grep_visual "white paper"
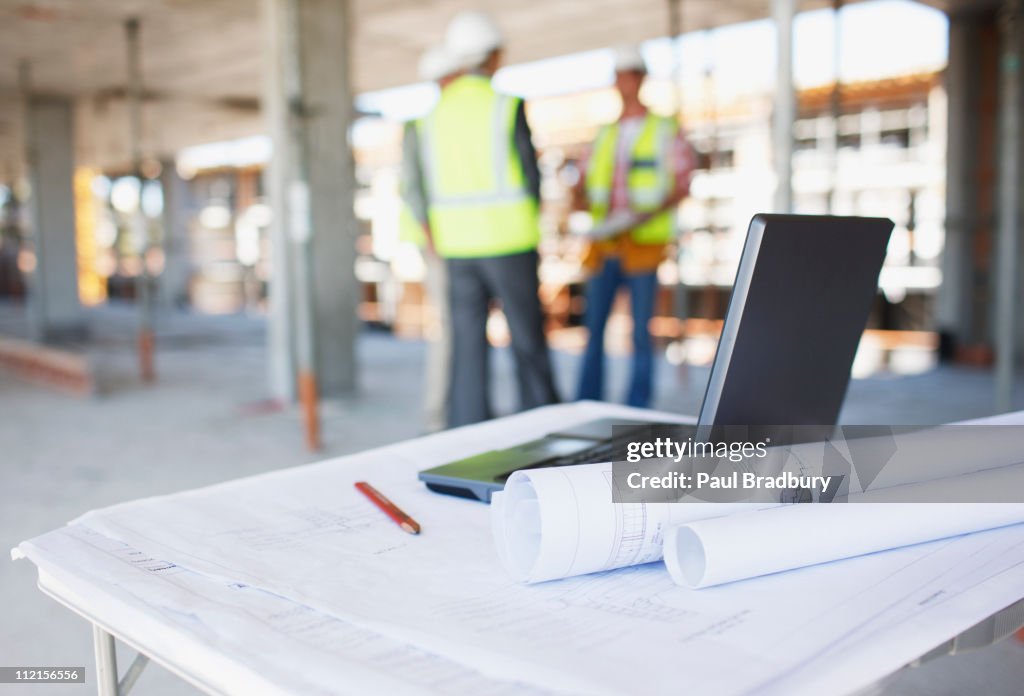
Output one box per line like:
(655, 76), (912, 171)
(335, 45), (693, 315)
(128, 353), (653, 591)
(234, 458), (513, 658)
(664, 464), (1024, 588)
(582, 211), (642, 240)
(19, 525), (557, 696)
(64, 404), (1024, 696)
(741, 522), (1024, 696)
(492, 462), (771, 583)
(666, 503), (1024, 588)
(491, 421), (1024, 584)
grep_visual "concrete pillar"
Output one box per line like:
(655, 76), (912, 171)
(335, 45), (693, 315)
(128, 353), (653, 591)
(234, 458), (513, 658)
(23, 93), (84, 342)
(262, 0), (296, 399)
(994, 0), (1022, 411)
(262, 0), (359, 400)
(159, 160), (193, 308)
(936, 13), (978, 353)
(827, 0), (843, 213)
(772, 0), (796, 213)
(937, 10), (1002, 362)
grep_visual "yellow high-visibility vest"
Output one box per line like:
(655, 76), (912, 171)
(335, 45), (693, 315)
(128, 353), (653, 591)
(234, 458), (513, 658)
(419, 75), (539, 258)
(585, 113), (679, 245)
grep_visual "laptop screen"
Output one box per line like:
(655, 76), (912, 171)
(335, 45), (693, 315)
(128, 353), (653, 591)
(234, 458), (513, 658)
(697, 214), (893, 435)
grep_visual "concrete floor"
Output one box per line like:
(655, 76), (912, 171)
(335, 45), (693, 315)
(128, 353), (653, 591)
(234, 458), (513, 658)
(1, 303), (1023, 695)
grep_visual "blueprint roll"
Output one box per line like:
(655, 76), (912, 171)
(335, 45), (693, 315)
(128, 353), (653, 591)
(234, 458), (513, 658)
(664, 464), (1024, 589)
(493, 426), (1024, 584)
(492, 462), (771, 583)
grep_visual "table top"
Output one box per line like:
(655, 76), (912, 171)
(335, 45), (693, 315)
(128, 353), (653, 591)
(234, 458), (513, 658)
(16, 402), (1024, 696)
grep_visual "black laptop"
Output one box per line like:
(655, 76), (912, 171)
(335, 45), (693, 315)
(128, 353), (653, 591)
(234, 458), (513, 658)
(419, 214), (894, 502)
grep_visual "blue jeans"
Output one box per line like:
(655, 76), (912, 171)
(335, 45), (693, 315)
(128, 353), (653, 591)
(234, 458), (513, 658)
(577, 258), (657, 408)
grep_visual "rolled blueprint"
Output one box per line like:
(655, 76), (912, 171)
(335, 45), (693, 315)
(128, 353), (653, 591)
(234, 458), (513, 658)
(583, 211), (643, 240)
(492, 423), (1024, 584)
(663, 464), (1024, 589)
(491, 462), (773, 583)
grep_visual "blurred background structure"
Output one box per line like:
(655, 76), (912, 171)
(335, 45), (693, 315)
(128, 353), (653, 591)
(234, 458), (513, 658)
(0, 0), (1019, 416)
(1, 2), (1024, 693)
(0, 0), (1020, 405)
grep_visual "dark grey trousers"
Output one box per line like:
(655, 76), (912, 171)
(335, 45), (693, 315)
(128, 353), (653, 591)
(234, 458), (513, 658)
(446, 250), (561, 427)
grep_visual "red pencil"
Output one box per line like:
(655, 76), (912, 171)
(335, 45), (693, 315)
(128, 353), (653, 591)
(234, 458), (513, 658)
(354, 481), (421, 535)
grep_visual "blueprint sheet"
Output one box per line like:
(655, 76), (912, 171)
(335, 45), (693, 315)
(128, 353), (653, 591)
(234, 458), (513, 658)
(44, 404), (1024, 696)
(17, 524), (556, 696)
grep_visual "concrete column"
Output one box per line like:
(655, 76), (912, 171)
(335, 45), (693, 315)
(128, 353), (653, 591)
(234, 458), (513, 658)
(994, 0), (1021, 411)
(772, 0), (796, 213)
(262, 0), (359, 400)
(937, 11), (1002, 361)
(159, 160), (193, 308)
(262, 0), (296, 399)
(936, 14), (975, 353)
(125, 17), (156, 382)
(827, 0), (843, 213)
(23, 92), (84, 342)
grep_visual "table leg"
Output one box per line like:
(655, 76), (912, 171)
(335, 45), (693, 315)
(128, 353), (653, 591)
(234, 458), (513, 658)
(119, 653), (150, 695)
(93, 624), (119, 696)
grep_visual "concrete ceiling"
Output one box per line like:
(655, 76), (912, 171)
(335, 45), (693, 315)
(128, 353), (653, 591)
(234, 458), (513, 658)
(0, 0), (989, 175)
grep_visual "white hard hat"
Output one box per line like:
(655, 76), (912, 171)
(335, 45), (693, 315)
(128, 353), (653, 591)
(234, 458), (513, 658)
(612, 44), (647, 73)
(418, 45), (458, 82)
(444, 10), (504, 70)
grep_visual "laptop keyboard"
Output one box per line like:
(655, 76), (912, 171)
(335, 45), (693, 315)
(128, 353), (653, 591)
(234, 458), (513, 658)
(545, 440), (618, 467)
(495, 437), (627, 482)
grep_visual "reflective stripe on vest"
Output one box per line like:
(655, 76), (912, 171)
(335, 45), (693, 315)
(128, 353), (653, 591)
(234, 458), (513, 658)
(419, 75), (539, 258)
(585, 114), (678, 245)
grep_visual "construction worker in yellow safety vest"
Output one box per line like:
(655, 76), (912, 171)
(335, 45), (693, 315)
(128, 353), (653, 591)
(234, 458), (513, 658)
(411, 10), (560, 427)
(400, 46), (462, 433)
(575, 44), (696, 408)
